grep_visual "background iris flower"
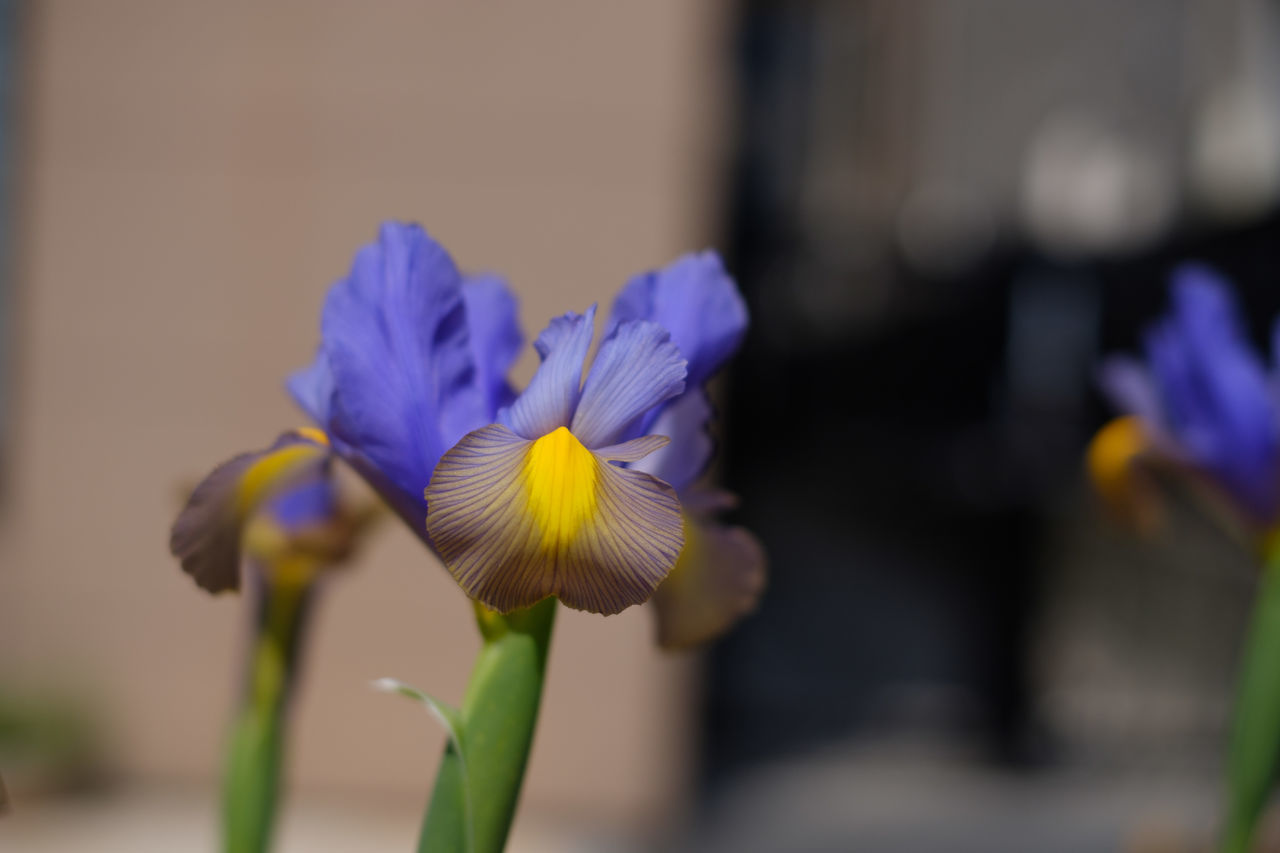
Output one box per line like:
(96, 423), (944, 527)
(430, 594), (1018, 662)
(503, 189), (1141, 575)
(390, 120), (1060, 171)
(170, 428), (335, 593)
(1092, 264), (1280, 531)
(170, 429), (373, 853)
(1091, 265), (1280, 853)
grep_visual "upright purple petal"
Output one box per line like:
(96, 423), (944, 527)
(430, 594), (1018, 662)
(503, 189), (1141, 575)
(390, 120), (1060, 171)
(1142, 264), (1280, 519)
(501, 306), (596, 440)
(321, 223), (487, 529)
(571, 320), (686, 449)
(629, 389), (715, 493)
(609, 251), (748, 389)
(463, 274), (524, 419)
(287, 350), (334, 426)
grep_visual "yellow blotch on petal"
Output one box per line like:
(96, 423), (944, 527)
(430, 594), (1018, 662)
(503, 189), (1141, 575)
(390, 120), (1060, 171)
(523, 426), (598, 553)
(1086, 415), (1159, 531)
(293, 427), (330, 447)
(235, 444), (325, 517)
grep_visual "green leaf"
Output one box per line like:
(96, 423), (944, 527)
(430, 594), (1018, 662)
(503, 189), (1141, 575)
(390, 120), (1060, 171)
(374, 678), (472, 853)
(372, 679), (465, 748)
(1223, 552), (1280, 852)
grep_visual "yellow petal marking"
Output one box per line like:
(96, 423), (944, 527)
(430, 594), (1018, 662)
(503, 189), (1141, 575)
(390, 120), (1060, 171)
(235, 444), (324, 517)
(1086, 415), (1158, 529)
(523, 426), (598, 553)
(293, 426), (330, 447)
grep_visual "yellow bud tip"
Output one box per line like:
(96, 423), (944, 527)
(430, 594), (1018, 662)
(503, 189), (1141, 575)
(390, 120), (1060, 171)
(1086, 415), (1159, 531)
(294, 427), (330, 447)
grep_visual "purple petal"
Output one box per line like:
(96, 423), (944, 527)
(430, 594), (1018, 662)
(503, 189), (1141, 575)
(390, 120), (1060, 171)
(1097, 356), (1164, 425)
(609, 251), (747, 389)
(651, 508), (767, 649)
(320, 223), (488, 529)
(463, 273), (524, 420)
(629, 389), (714, 493)
(1141, 265), (1280, 519)
(264, 472), (338, 533)
(571, 320), (686, 448)
(501, 306), (596, 440)
(287, 350), (334, 426)
(593, 433), (670, 463)
(425, 423), (684, 615)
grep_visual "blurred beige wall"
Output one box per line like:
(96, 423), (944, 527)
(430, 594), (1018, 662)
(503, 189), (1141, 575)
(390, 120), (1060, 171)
(0, 0), (730, 829)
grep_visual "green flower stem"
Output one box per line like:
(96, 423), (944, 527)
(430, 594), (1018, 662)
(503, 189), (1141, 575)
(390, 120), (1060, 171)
(418, 597), (557, 853)
(1223, 546), (1280, 853)
(223, 582), (310, 853)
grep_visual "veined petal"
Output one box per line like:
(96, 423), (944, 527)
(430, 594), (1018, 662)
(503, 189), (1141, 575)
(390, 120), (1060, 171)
(463, 273), (524, 419)
(571, 320), (686, 448)
(170, 431), (328, 593)
(652, 509), (766, 649)
(502, 307), (596, 440)
(629, 389), (714, 493)
(593, 433), (670, 463)
(609, 251), (747, 389)
(426, 424), (683, 614)
(321, 222), (487, 527)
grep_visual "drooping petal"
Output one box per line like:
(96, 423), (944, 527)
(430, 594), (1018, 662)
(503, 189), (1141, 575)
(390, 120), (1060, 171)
(501, 307), (596, 440)
(609, 251), (748, 389)
(425, 423), (683, 615)
(571, 320), (686, 448)
(651, 508), (766, 649)
(170, 432), (328, 593)
(463, 273), (524, 419)
(320, 223), (487, 529)
(629, 389), (714, 493)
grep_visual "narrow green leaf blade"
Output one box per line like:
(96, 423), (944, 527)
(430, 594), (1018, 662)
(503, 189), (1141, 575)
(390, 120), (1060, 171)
(1223, 554), (1280, 852)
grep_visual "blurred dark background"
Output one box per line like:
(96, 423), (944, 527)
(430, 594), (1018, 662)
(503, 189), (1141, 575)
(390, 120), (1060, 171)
(697, 1), (1280, 849)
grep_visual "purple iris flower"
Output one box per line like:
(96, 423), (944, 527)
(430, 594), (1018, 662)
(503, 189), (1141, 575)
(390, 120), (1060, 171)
(1100, 264), (1280, 523)
(289, 223), (762, 625)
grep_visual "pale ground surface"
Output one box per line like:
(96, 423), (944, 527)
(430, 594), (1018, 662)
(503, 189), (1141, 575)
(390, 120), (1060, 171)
(0, 784), (643, 853)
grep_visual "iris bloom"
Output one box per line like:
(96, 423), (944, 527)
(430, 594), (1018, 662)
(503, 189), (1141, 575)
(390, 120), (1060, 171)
(290, 223), (763, 632)
(170, 429), (371, 853)
(170, 428), (350, 592)
(1091, 264), (1280, 531)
